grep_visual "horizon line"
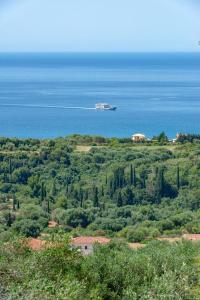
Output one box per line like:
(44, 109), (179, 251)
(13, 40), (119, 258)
(0, 50), (199, 54)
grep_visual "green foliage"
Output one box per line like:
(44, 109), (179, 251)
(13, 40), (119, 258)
(0, 135), (200, 239)
(12, 219), (42, 237)
(152, 131), (169, 144)
(0, 235), (200, 299)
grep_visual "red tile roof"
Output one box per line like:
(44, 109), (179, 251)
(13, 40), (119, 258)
(71, 236), (111, 245)
(183, 234), (200, 241)
(27, 238), (46, 250)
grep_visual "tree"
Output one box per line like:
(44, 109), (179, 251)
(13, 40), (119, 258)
(113, 166), (125, 190)
(92, 186), (99, 207)
(177, 166), (180, 190)
(40, 182), (47, 204)
(12, 219), (41, 237)
(65, 208), (94, 228)
(12, 167), (31, 184)
(121, 186), (133, 205)
(28, 175), (41, 198)
(153, 132), (169, 144)
(117, 190), (123, 207)
(9, 157), (12, 174)
(147, 167), (165, 203)
(130, 165), (136, 187)
(130, 164), (133, 185)
(12, 195), (17, 211)
(17, 200), (20, 210)
(78, 187), (84, 207)
(47, 198), (50, 214)
(133, 166), (136, 187)
(51, 181), (57, 197)
(2, 211), (15, 227)
(154, 167), (165, 201)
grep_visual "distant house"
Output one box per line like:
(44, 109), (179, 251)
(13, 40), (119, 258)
(27, 238), (46, 251)
(183, 234), (200, 241)
(71, 236), (111, 255)
(131, 133), (146, 142)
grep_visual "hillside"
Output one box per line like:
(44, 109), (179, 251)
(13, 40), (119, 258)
(0, 134), (200, 242)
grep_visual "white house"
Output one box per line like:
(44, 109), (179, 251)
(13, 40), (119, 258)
(71, 236), (111, 255)
(131, 133), (146, 142)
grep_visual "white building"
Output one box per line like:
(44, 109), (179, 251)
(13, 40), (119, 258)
(131, 133), (146, 142)
(71, 236), (111, 255)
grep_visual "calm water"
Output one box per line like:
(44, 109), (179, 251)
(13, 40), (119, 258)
(0, 52), (200, 139)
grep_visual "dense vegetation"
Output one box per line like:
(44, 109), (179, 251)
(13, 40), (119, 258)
(0, 133), (200, 242)
(1, 234), (200, 299)
(1, 133), (200, 299)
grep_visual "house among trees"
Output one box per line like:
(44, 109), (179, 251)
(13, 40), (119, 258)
(71, 236), (111, 255)
(131, 133), (146, 142)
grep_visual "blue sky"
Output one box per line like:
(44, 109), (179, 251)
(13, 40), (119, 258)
(0, 0), (199, 52)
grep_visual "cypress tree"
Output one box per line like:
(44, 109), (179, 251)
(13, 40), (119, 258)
(154, 167), (165, 202)
(84, 189), (89, 201)
(40, 182), (46, 203)
(126, 186), (133, 205)
(113, 167), (125, 189)
(92, 186), (99, 207)
(140, 170), (146, 189)
(117, 190), (123, 207)
(101, 185), (104, 197)
(79, 187), (84, 207)
(7, 212), (13, 227)
(47, 198), (50, 214)
(12, 196), (16, 211)
(133, 167), (136, 187)
(9, 157), (12, 174)
(17, 200), (20, 210)
(177, 166), (180, 190)
(9, 157), (12, 183)
(130, 165), (133, 185)
(51, 181), (57, 197)
(109, 177), (114, 196)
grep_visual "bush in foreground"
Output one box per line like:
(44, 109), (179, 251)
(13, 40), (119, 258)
(0, 235), (200, 299)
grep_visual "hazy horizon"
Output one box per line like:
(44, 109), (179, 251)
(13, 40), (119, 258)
(0, 0), (199, 52)
(0, 51), (200, 54)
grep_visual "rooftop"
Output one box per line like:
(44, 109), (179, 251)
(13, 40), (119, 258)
(183, 234), (200, 241)
(71, 236), (111, 245)
(132, 133), (146, 137)
(27, 238), (46, 251)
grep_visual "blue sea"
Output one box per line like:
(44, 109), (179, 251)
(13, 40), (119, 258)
(0, 52), (200, 139)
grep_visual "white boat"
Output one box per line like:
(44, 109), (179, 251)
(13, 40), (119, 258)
(95, 103), (117, 111)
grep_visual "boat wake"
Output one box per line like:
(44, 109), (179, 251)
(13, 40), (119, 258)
(0, 103), (96, 110)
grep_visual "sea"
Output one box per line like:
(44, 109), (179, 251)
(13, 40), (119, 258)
(0, 52), (200, 139)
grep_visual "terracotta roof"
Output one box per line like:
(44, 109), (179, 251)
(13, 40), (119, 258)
(183, 234), (200, 241)
(27, 238), (46, 250)
(71, 236), (111, 245)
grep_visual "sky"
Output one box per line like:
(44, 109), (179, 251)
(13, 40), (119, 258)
(0, 0), (199, 52)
